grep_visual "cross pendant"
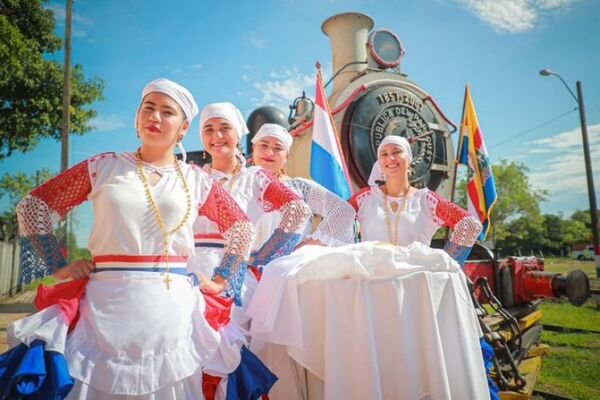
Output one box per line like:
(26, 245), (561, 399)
(163, 274), (173, 290)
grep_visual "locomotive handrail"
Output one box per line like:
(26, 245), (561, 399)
(290, 84), (368, 137)
(324, 61), (369, 89)
(423, 95), (458, 133)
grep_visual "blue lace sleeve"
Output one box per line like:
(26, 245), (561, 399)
(199, 182), (254, 306)
(250, 228), (302, 267)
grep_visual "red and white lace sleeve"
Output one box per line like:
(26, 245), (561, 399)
(16, 158), (93, 282)
(426, 191), (482, 265)
(198, 181), (253, 305)
(251, 170), (311, 267)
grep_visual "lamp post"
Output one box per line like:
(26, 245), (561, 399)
(540, 69), (599, 276)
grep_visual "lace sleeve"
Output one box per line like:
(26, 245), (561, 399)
(199, 181), (253, 305)
(16, 159), (92, 283)
(426, 191), (482, 266)
(290, 178), (355, 246)
(251, 171), (311, 267)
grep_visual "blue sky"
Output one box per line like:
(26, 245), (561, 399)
(2, 0), (599, 246)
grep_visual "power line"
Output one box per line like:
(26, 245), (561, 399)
(490, 108), (578, 149)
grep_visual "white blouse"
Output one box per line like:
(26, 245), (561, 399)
(349, 186), (482, 249)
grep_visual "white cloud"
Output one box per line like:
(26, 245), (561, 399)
(251, 67), (313, 110)
(249, 36), (266, 49)
(453, 0), (579, 33)
(90, 115), (128, 132)
(525, 124), (600, 196)
(161, 63), (204, 75)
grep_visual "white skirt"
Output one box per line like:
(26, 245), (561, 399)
(8, 269), (220, 398)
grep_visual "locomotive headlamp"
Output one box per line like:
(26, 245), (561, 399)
(368, 29), (405, 69)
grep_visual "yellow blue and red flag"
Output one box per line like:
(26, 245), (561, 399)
(458, 85), (498, 241)
(310, 64), (353, 199)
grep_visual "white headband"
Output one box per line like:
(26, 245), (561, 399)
(199, 102), (249, 147)
(251, 123), (293, 151)
(141, 78), (198, 121)
(139, 78), (197, 162)
(367, 135), (413, 186)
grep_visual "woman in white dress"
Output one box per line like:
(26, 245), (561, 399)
(249, 123), (357, 398)
(349, 135), (482, 265)
(189, 103), (312, 399)
(0, 79), (255, 400)
(191, 103), (311, 298)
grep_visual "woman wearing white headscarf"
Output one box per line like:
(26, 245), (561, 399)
(251, 123), (355, 248)
(245, 135), (490, 400)
(188, 103), (311, 399)
(247, 123), (356, 398)
(349, 135), (482, 264)
(2, 79), (256, 399)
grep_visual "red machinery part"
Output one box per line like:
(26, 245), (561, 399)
(463, 261), (496, 303)
(464, 256), (590, 306)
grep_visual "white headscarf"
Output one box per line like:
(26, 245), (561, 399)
(367, 135), (413, 186)
(140, 78), (198, 161)
(199, 102), (249, 147)
(141, 78), (199, 121)
(251, 123), (293, 151)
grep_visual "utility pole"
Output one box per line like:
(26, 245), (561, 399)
(60, 0), (73, 258)
(575, 81), (600, 276)
(540, 69), (600, 277)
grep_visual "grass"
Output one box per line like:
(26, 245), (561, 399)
(542, 257), (598, 279)
(535, 322), (600, 400)
(531, 257), (600, 400)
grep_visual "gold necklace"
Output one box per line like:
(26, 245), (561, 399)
(225, 160), (242, 193)
(136, 149), (192, 289)
(383, 184), (410, 246)
(209, 159), (241, 193)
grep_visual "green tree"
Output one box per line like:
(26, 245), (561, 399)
(455, 161), (547, 250)
(563, 219), (591, 246)
(501, 216), (545, 256)
(542, 213), (565, 256)
(0, 169), (53, 241)
(488, 161), (547, 247)
(0, 0), (104, 159)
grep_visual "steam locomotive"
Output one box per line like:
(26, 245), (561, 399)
(189, 12), (591, 398)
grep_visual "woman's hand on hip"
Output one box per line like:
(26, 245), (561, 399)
(53, 259), (95, 280)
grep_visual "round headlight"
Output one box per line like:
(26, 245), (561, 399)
(368, 29), (405, 69)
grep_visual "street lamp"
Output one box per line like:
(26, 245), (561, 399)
(539, 69), (599, 276)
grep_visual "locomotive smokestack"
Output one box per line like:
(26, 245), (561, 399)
(322, 12), (374, 99)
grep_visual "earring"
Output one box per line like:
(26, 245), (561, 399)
(202, 151), (207, 160)
(177, 136), (183, 143)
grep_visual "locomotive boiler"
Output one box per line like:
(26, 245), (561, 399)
(239, 12), (591, 398)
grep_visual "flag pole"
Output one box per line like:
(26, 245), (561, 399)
(445, 84), (469, 240)
(449, 84), (470, 204)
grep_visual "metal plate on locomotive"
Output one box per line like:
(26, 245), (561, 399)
(342, 85), (447, 190)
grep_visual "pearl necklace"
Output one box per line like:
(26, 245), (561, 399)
(136, 149), (192, 289)
(383, 184), (410, 246)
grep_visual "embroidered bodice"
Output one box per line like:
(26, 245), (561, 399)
(17, 152), (254, 301)
(349, 187), (482, 265)
(194, 164), (311, 273)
